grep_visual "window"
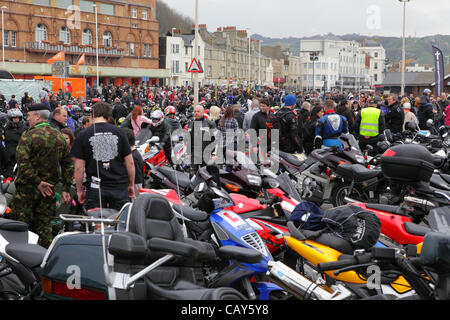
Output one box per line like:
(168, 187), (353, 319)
(126, 42), (135, 56)
(374, 52), (378, 58)
(143, 44), (152, 57)
(102, 31), (112, 47)
(33, 0), (50, 5)
(142, 9), (148, 20)
(131, 23), (138, 29)
(3, 31), (8, 47)
(10, 31), (16, 47)
(374, 62), (378, 70)
(59, 26), (71, 44)
(131, 8), (137, 18)
(100, 3), (114, 15)
(185, 62), (189, 72)
(80, 0), (94, 12)
(82, 29), (92, 45)
(35, 24), (48, 42)
(57, 0), (73, 9)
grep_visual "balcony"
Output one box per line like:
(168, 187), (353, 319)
(26, 42), (125, 58)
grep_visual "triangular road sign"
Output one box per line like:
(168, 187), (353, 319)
(188, 57), (203, 73)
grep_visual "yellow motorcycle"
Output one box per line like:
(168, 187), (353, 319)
(268, 222), (418, 299)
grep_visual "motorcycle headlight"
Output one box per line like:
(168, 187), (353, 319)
(247, 174), (262, 187)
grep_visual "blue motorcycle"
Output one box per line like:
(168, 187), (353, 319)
(184, 164), (287, 300)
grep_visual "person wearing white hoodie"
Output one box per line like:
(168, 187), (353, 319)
(402, 102), (419, 132)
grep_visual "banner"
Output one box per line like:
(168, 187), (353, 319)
(47, 51), (65, 64)
(75, 53), (85, 71)
(432, 45), (445, 96)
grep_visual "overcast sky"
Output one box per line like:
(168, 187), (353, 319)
(160, 0), (450, 38)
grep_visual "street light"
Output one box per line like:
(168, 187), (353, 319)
(1, 6), (7, 70)
(399, 0), (410, 97)
(92, 4), (99, 89)
(310, 51), (319, 92)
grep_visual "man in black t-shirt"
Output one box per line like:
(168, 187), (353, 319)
(71, 102), (135, 211)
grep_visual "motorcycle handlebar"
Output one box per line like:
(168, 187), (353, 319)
(317, 253), (372, 272)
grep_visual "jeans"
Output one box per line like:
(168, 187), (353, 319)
(86, 186), (129, 211)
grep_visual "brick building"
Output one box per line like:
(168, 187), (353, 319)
(0, 0), (168, 88)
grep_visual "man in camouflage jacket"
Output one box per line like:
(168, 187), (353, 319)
(10, 104), (74, 248)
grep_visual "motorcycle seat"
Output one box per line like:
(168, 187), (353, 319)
(158, 166), (192, 189)
(403, 222), (431, 237)
(336, 164), (382, 182)
(5, 243), (47, 269)
(0, 218), (28, 232)
(430, 175), (450, 191)
(172, 204), (208, 222)
(278, 151), (304, 167)
(440, 174), (450, 185)
(287, 222), (354, 255)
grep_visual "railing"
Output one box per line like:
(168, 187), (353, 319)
(26, 42), (125, 58)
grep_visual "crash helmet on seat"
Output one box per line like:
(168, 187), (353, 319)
(151, 110), (164, 127)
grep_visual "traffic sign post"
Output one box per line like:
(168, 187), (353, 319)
(188, 57), (203, 73)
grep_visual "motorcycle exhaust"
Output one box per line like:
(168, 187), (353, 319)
(267, 261), (352, 300)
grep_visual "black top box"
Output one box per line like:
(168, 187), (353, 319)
(381, 144), (435, 183)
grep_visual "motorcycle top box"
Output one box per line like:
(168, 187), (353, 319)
(380, 144), (435, 183)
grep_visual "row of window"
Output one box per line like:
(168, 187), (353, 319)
(34, 24), (152, 57)
(33, 0), (152, 20)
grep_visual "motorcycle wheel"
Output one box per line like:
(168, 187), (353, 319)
(331, 183), (364, 207)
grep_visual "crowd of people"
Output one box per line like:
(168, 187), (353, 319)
(0, 82), (449, 247)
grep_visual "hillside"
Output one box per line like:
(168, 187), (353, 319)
(156, 0), (194, 36)
(252, 33), (450, 66)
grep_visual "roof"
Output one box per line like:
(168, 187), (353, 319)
(382, 72), (434, 86)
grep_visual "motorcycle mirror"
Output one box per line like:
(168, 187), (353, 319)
(206, 163), (221, 185)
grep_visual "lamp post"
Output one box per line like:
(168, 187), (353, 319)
(92, 4), (99, 89)
(247, 28), (251, 91)
(399, 0), (410, 97)
(1, 6), (7, 70)
(193, 0), (199, 106)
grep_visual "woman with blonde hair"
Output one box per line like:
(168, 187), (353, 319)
(209, 106), (221, 126)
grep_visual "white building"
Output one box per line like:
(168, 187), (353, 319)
(160, 32), (206, 87)
(300, 36), (371, 92)
(406, 63), (434, 73)
(360, 39), (387, 86)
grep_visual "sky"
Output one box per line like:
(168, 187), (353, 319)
(159, 0), (450, 39)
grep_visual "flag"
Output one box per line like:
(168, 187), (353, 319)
(432, 45), (445, 96)
(47, 51), (65, 64)
(75, 53), (85, 71)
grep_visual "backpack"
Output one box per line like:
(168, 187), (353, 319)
(289, 202), (325, 231)
(321, 205), (381, 250)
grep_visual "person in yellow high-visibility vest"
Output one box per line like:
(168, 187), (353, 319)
(354, 98), (386, 153)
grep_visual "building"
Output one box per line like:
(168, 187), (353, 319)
(300, 36), (371, 92)
(406, 63), (434, 73)
(262, 44), (300, 90)
(383, 64), (450, 96)
(0, 0), (168, 90)
(159, 29), (205, 87)
(360, 38), (387, 86)
(198, 25), (273, 87)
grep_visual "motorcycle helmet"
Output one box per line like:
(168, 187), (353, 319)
(405, 121), (419, 132)
(71, 105), (82, 119)
(7, 108), (23, 120)
(424, 89), (432, 95)
(150, 110), (164, 127)
(164, 106), (176, 117)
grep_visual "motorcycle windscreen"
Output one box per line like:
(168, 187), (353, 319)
(135, 128), (153, 147)
(276, 172), (302, 202)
